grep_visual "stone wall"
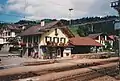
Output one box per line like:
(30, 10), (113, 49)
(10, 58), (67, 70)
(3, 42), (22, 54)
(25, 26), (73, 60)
(71, 52), (116, 59)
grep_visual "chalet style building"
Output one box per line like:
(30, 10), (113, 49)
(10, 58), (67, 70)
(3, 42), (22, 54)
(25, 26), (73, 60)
(0, 24), (25, 45)
(88, 33), (115, 50)
(20, 21), (103, 59)
(20, 21), (75, 59)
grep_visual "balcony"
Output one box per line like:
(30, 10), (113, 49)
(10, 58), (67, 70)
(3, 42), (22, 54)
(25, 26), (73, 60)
(46, 41), (53, 46)
(59, 42), (65, 46)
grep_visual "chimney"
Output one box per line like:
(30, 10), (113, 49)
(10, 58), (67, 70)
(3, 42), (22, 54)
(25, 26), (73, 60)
(22, 26), (25, 30)
(41, 20), (45, 27)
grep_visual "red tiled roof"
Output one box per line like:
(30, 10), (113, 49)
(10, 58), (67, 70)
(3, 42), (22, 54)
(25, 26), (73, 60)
(69, 37), (103, 46)
(109, 35), (115, 40)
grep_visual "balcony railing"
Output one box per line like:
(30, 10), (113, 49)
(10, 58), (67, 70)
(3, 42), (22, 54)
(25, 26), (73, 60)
(46, 41), (65, 47)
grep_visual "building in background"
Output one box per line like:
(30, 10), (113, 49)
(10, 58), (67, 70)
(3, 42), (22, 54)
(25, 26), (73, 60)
(88, 33), (115, 50)
(0, 24), (26, 52)
(69, 37), (103, 54)
(0, 24), (25, 44)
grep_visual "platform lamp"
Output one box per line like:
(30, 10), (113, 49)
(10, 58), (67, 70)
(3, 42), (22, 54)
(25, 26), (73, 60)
(111, 0), (120, 75)
(69, 8), (74, 26)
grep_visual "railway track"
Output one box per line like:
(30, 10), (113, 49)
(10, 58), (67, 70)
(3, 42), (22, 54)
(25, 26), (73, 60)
(16, 62), (118, 81)
(59, 65), (118, 81)
(0, 58), (119, 81)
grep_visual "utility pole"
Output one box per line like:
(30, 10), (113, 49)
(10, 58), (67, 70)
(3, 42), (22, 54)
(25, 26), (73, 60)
(23, 0), (28, 19)
(111, 0), (120, 75)
(69, 8), (73, 26)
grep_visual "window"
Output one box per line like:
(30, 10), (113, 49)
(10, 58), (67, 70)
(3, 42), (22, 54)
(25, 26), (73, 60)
(60, 38), (66, 43)
(33, 35), (40, 43)
(8, 32), (11, 36)
(53, 37), (59, 43)
(6, 32), (7, 36)
(45, 36), (52, 42)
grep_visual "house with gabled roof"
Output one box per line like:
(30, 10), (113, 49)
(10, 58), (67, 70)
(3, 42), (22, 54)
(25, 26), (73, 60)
(0, 24), (25, 45)
(69, 36), (103, 54)
(20, 21), (75, 59)
(88, 33), (108, 45)
(88, 33), (115, 50)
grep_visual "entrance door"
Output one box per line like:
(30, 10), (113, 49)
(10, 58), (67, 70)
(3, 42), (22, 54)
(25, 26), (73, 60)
(60, 47), (64, 57)
(57, 48), (61, 57)
(28, 48), (32, 57)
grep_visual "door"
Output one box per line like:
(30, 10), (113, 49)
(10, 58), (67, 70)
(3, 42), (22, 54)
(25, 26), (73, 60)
(60, 47), (64, 57)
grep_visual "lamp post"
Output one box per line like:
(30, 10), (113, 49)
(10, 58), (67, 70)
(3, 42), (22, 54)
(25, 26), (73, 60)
(69, 8), (74, 25)
(111, 0), (120, 75)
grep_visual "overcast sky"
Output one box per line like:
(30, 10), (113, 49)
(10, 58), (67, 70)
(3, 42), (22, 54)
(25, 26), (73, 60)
(0, 0), (118, 22)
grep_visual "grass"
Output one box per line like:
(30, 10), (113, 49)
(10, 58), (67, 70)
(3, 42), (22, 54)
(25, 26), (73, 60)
(69, 26), (79, 36)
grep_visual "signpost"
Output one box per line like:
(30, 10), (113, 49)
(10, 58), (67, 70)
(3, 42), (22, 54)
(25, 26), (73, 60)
(69, 8), (73, 25)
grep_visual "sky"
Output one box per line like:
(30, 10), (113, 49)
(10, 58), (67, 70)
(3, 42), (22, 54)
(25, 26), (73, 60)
(0, 0), (118, 23)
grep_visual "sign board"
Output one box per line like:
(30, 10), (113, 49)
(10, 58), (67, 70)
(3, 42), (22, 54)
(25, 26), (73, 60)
(115, 21), (120, 30)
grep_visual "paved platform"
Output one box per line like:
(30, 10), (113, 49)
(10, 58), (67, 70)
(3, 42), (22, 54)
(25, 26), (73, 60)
(0, 56), (118, 68)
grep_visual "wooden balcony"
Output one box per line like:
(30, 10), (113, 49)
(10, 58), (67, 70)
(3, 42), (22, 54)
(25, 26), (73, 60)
(59, 42), (65, 46)
(53, 43), (58, 46)
(46, 41), (53, 46)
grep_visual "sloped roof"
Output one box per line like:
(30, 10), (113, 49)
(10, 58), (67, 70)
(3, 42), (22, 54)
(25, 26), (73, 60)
(88, 33), (103, 39)
(20, 21), (60, 36)
(60, 27), (75, 38)
(20, 24), (43, 36)
(20, 21), (75, 38)
(69, 37), (103, 46)
(109, 35), (115, 40)
(7, 24), (22, 30)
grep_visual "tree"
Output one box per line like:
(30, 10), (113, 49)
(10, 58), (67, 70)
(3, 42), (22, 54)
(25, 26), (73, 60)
(77, 27), (85, 37)
(77, 25), (90, 37)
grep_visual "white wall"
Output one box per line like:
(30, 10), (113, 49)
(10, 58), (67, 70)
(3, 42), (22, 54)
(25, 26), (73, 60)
(11, 32), (16, 37)
(40, 28), (69, 45)
(0, 38), (4, 44)
(63, 48), (71, 57)
(40, 28), (70, 58)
